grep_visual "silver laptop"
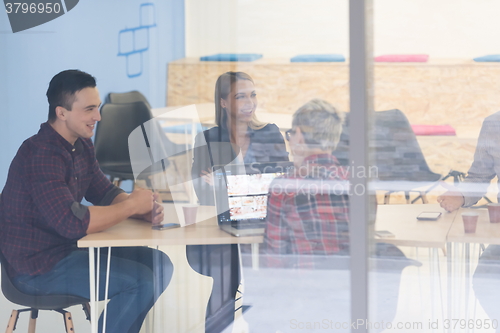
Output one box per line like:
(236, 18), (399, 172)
(212, 162), (293, 237)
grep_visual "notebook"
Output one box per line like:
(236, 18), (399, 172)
(212, 162), (293, 237)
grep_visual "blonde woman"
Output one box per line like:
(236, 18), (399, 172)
(187, 73), (289, 326)
(192, 72), (288, 205)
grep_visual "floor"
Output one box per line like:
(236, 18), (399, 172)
(0, 292), (91, 333)
(0, 245), (497, 333)
(222, 245), (495, 333)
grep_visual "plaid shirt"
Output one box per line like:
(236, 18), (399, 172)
(0, 122), (123, 276)
(263, 154), (350, 268)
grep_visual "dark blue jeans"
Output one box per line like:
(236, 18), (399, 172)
(13, 247), (173, 333)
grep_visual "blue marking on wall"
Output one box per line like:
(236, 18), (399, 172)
(117, 3), (157, 78)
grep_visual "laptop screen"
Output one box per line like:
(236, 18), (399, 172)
(213, 162), (293, 224)
(226, 173), (281, 220)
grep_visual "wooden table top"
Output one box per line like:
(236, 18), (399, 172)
(375, 204), (458, 248)
(81, 202), (492, 249)
(78, 204), (263, 248)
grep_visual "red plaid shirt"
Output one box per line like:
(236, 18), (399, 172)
(263, 154), (350, 268)
(0, 122), (123, 276)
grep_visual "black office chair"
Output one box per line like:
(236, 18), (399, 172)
(106, 90), (151, 109)
(333, 109), (442, 204)
(95, 101), (173, 188)
(101, 90), (192, 186)
(106, 90), (190, 152)
(0, 250), (90, 333)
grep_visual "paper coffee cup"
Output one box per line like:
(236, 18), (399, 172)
(183, 204), (198, 226)
(462, 212), (479, 233)
(487, 203), (500, 223)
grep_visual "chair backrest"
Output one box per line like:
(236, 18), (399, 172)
(95, 102), (155, 180)
(107, 90), (151, 109)
(333, 109), (441, 183)
(95, 101), (179, 185)
(106, 93), (190, 159)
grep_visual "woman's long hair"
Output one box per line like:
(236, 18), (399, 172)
(214, 72), (267, 130)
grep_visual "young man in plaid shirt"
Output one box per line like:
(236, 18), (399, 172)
(0, 70), (172, 333)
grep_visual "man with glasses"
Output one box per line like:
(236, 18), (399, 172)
(245, 99), (417, 332)
(265, 99), (350, 268)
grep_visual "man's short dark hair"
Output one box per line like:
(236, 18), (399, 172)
(46, 70), (96, 122)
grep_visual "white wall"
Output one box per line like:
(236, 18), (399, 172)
(186, 0), (500, 58)
(0, 0), (185, 188)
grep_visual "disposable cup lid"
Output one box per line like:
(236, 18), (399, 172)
(183, 204), (199, 208)
(462, 212), (479, 216)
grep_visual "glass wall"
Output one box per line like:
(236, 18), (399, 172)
(3, 0), (499, 332)
(166, 1), (353, 332)
(368, 1), (500, 332)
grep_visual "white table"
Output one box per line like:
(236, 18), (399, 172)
(78, 204), (262, 333)
(78, 203), (459, 333)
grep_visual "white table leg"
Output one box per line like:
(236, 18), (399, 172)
(190, 121), (197, 204)
(96, 248), (101, 332)
(96, 247), (100, 307)
(446, 242), (452, 333)
(434, 248), (445, 325)
(251, 243), (259, 270)
(103, 247), (112, 333)
(465, 243), (470, 333)
(89, 247), (98, 333)
(429, 249), (435, 328)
